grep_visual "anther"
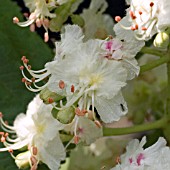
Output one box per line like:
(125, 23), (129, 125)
(0, 132), (4, 135)
(4, 133), (8, 137)
(116, 156), (121, 164)
(31, 78), (35, 82)
(30, 156), (37, 165)
(23, 59), (29, 64)
(23, 13), (29, 17)
(26, 81), (32, 86)
(0, 112), (3, 118)
(142, 27), (147, 31)
(36, 18), (41, 28)
(44, 32), (49, 42)
(30, 24), (35, 32)
(59, 80), (65, 89)
(32, 146), (38, 155)
(21, 56), (26, 61)
(115, 16), (122, 22)
(108, 35), (113, 39)
(22, 78), (27, 83)
(74, 135), (80, 144)
(48, 98), (54, 104)
(31, 164), (38, 170)
(75, 108), (86, 116)
(131, 26), (136, 31)
(20, 66), (24, 70)
(135, 24), (138, 30)
(1, 136), (6, 142)
(43, 18), (50, 28)
(8, 149), (13, 153)
(139, 11), (142, 15)
(13, 17), (19, 24)
(71, 85), (75, 93)
(129, 11), (136, 20)
(28, 65), (32, 70)
(150, 2), (154, 7)
(94, 120), (102, 128)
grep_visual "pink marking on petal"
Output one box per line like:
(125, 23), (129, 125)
(129, 158), (133, 164)
(105, 40), (113, 51)
(137, 153), (145, 166)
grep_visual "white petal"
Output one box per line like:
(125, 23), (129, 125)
(95, 93), (128, 123)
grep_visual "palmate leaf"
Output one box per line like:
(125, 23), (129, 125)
(0, 0), (53, 169)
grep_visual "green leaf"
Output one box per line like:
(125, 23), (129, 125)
(0, 0), (53, 169)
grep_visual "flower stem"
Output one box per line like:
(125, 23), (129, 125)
(103, 117), (167, 136)
(166, 46), (170, 118)
(140, 56), (170, 74)
(140, 47), (165, 57)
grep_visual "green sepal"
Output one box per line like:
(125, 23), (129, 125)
(71, 14), (85, 27)
(52, 106), (75, 124)
(40, 87), (64, 104)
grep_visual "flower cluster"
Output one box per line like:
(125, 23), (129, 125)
(20, 24), (143, 124)
(115, 0), (170, 41)
(111, 137), (170, 170)
(0, 95), (66, 170)
(2, 0), (170, 169)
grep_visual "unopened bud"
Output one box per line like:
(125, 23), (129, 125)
(52, 106), (75, 124)
(15, 151), (31, 169)
(153, 32), (169, 48)
(40, 87), (63, 104)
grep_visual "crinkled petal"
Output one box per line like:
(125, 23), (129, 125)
(95, 93), (128, 123)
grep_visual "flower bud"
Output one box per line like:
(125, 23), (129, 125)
(40, 87), (64, 104)
(52, 107), (75, 124)
(153, 32), (169, 48)
(15, 151), (31, 169)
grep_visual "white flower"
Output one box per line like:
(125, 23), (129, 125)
(48, 40), (128, 123)
(0, 95), (65, 170)
(116, 0), (170, 40)
(101, 37), (140, 80)
(20, 25), (128, 123)
(111, 136), (170, 170)
(13, 0), (58, 42)
(64, 116), (103, 145)
(80, 0), (114, 40)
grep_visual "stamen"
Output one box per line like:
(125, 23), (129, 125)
(1, 136), (6, 142)
(8, 148), (13, 153)
(75, 108), (86, 116)
(44, 32), (49, 42)
(139, 11), (142, 15)
(30, 156), (37, 165)
(150, 2), (154, 7)
(43, 18), (50, 28)
(21, 56), (26, 61)
(116, 156), (121, 164)
(30, 24), (35, 32)
(59, 80), (65, 89)
(115, 16), (122, 22)
(13, 17), (19, 24)
(32, 146), (38, 156)
(74, 135), (79, 144)
(94, 120), (102, 128)
(36, 18), (41, 28)
(22, 78), (27, 83)
(48, 98), (54, 104)
(142, 27), (147, 31)
(71, 85), (75, 93)
(20, 66), (24, 70)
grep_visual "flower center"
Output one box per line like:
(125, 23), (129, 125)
(89, 74), (103, 87)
